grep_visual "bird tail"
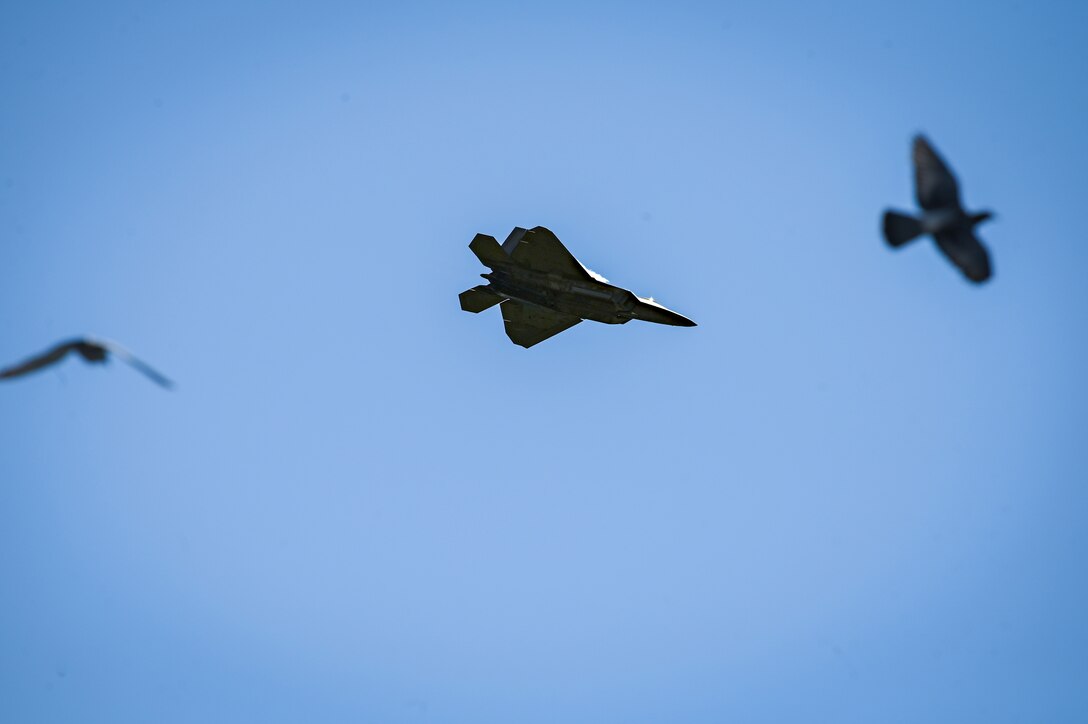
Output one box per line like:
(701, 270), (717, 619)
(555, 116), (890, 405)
(882, 211), (924, 248)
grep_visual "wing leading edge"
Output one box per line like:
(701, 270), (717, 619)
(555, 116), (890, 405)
(506, 226), (594, 280)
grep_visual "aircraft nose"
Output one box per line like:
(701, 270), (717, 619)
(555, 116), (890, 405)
(667, 313), (697, 327)
(657, 308), (697, 327)
(633, 301), (697, 327)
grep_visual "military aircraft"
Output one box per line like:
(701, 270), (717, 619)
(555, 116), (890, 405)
(459, 226), (696, 348)
(882, 135), (994, 283)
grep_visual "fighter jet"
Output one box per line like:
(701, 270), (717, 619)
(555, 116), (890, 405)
(882, 135), (994, 283)
(460, 226), (695, 348)
(0, 337), (174, 388)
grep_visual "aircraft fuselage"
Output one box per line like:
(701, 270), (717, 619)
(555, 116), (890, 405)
(481, 266), (638, 325)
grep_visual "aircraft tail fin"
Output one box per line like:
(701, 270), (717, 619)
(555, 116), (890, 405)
(469, 233), (508, 267)
(459, 286), (503, 313)
(882, 210), (924, 248)
(501, 227), (529, 256)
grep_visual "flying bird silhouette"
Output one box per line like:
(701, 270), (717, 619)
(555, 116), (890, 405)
(883, 135), (994, 283)
(0, 337), (174, 388)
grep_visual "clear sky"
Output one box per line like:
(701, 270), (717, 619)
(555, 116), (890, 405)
(2, 1), (1087, 722)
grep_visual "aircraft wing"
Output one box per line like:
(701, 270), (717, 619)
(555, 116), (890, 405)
(507, 226), (594, 280)
(501, 300), (581, 348)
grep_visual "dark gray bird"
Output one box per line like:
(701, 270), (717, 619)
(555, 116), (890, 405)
(0, 337), (173, 388)
(883, 135), (994, 283)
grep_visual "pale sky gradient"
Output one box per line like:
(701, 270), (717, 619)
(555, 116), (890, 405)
(2, 2), (1087, 722)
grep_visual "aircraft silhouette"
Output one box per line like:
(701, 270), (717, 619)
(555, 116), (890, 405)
(460, 226), (695, 348)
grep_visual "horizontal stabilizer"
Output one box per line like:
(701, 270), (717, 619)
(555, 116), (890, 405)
(459, 286), (503, 313)
(469, 233), (508, 267)
(883, 210), (924, 248)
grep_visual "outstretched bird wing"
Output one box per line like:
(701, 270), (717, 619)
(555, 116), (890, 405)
(913, 135), (961, 211)
(101, 341), (175, 389)
(0, 340), (80, 380)
(934, 228), (992, 283)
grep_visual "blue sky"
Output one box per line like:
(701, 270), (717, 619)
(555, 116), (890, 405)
(2, 1), (1087, 722)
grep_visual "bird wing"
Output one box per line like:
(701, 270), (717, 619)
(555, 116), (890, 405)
(934, 227), (992, 283)
(913, 135), (961, 211)
(100, 341), (175, 388)
(0, 340), (79, 380)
